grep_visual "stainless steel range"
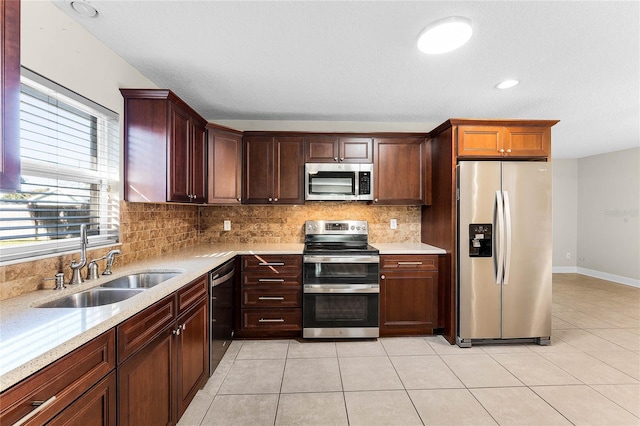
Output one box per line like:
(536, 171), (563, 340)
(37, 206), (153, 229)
(302, 220), (380, 338)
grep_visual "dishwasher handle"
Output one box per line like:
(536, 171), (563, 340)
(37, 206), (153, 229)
(210, 268), (234, 287)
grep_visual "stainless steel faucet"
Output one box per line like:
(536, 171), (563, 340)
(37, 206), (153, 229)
(102, 249), (121, 275)
(69, 224), (88, 285)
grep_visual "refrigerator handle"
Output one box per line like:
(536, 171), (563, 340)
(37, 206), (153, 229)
(503, 191), (512, 285)
(495, 190), (505, 284)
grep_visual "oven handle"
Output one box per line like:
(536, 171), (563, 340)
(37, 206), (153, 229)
(304, 284), (380, 294)
(303, 255), (380, 264)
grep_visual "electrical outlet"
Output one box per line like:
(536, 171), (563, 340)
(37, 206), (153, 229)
(566, 252), (571, 259)
(223, 220), (231, 231)
(390, 219), (397, 230)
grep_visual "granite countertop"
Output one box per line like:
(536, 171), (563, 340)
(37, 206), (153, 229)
(0, 241), (444, 392)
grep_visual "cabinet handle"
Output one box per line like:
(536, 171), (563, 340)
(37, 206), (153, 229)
(258, 296), (285, 300)
(259, 318), (285, 323)
(237, 197), (241, 202)
(258, 278), (285, 282)
(13, 396), (57, 426)
(506, 149), (512, 153)
(181, 323), (186, 332)
(259, 262), (285, 266)
(173, 327), (181, 336)
(397, 261), (423, 265)
(374, 198), (379, 203)
(499, 148), (505, 153)
(340, 157), (344, 161)
(381, 274), (386, 280)
(274, 197), (278, 202)
(333, 157), (338, 162)
(268, 197), (273, 202)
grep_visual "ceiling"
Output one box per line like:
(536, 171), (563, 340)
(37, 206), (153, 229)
(52, 0), (639, 159)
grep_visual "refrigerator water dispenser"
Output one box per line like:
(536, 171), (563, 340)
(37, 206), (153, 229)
(469, 224), (492, 257)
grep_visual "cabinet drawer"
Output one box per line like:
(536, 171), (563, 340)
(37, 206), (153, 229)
(241, 255), (302, 273)
(242, 272), (301, 287)
(177, 275), (208, 315)
(0, 329), (115, 426)
(117, 294), (175, 363)
(380, 255), (438, 271)
(242, 288), (301, 308)
(241, 309), (302, 331)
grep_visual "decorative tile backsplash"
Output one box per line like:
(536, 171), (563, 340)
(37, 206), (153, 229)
(199, 203), (421, 244)
(0, 201), (420, 300)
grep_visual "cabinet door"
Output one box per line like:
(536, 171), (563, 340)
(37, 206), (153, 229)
(48, 372), (116, 426)
(503, 126), (551, 158)
(244, 136), (273, 204)
(208, 129), (242, 204)
(273, 136), (304, 204)
(0, 0), (21, 191)
(380, 270), (438, 336)
(118, 327), (176, 426)
(305, 136), (339, 162)
(457, 125), (504, 157)
(374, 138), (425, 205)
(176, 299), (209, 419)
(190, 119), (207, 203)
(339, 137), (373, 162)
(168, 104), (191, 202)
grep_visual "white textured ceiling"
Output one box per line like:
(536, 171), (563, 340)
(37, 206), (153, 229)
(52, 0), (639, 159)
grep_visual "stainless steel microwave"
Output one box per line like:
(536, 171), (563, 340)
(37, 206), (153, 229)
(304, 163), (374, 201)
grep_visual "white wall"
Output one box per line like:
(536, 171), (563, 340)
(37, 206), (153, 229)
(552, 159), (578, 271)
(577, 148), (640, 286)
(21, 0), (158, 115)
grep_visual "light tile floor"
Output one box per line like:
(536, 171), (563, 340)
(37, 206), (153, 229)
(179, 274), (640, 425)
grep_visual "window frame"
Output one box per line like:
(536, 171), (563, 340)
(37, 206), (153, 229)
(0, 67), (120, 264)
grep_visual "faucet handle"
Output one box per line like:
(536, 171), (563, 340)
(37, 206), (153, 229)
(44, 273), (66, 290)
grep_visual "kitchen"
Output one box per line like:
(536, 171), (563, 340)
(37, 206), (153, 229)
(1, 1), (639, 425)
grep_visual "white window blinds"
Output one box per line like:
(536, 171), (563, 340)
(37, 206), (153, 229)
(0, 68), (120, 263)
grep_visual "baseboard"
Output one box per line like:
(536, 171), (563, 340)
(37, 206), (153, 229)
(576, 267), (640, 288)
(552, 266), (578, 273)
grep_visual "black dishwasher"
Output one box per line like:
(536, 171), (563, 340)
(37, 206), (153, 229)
(209, 259), (235, 375)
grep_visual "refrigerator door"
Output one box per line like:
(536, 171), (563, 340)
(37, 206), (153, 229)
(457, 161), (502, 340)
(501, 162), (552, 339)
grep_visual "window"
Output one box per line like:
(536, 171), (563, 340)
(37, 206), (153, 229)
(0, 68), (119, 263)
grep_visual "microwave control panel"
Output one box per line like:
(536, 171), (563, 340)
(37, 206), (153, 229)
(359, 172), (371, 194)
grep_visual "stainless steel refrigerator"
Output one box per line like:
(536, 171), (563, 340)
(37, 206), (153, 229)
(456, 161), (552, 347)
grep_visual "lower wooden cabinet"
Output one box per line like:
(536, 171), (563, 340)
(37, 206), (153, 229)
(237, 255), (302, 338)
(0, 330), (115, 426)
(117, 275), (209, 426)
(379, 255), (438, 336)
(176, 298), (209, 419)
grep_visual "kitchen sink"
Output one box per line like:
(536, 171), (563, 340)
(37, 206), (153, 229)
(37, 288), (145, 308)
(98, 272), (181, 289)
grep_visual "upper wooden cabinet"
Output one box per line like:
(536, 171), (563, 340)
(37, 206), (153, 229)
(0, 0), (21, 191)
(454, 120), (557, 159)
(305, 136), (372, 163)
(244, 134), (304, 204)
(373, 137), (429, 205)
(120, 89), (207, 203)
(207, 125), (243, 204)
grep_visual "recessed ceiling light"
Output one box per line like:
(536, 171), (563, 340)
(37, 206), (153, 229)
(496, 79), (520, 89)
(70, 1), (99, 18)
(417, 16), (473, 55)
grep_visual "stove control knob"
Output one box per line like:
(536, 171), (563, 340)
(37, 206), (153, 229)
(362, 224), (367, 230)
(350, 225), (355, 230)
(356, 226), (361, 231)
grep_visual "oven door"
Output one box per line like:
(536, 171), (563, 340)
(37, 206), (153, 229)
(303, 255), (379, 285)
(303, 286), (379, 338)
